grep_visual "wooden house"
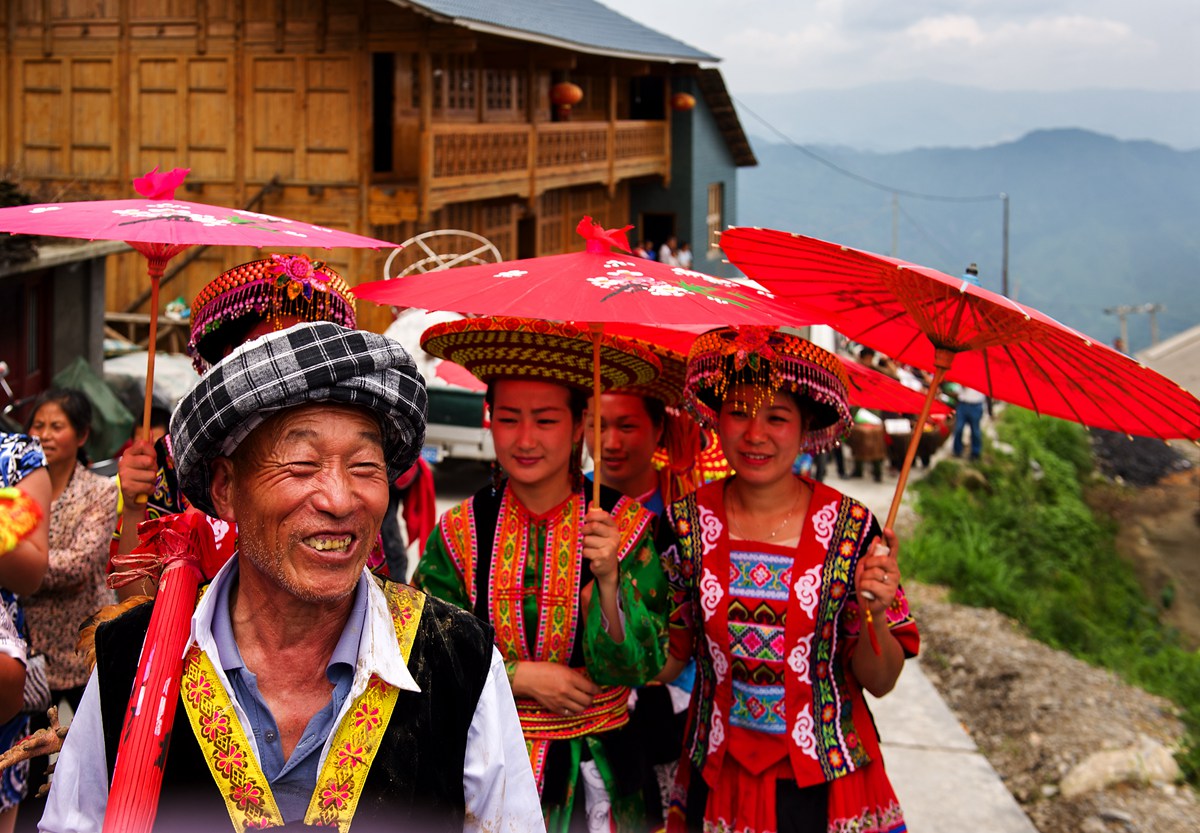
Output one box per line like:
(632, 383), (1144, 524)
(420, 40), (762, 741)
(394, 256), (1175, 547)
(1, 0), (757, 355)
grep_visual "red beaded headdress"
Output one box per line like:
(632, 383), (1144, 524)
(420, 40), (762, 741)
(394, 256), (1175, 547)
(187, 254), (357, 373)
(685, 326), (851, 454)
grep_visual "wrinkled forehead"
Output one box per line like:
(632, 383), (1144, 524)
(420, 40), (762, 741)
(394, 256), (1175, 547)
(230, 402), (385, 461)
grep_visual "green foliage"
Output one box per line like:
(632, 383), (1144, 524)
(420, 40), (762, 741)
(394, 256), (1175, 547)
(907, 407), (1200, 780)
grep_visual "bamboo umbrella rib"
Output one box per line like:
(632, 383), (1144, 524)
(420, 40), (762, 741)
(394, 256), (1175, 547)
(1027, 327), (1177, 432)
(1012, 334), (1178, 439)
(1032, 330), (1194, 438)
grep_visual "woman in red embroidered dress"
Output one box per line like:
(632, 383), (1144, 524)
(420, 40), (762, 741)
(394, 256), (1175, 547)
(656, 327), (918, 833)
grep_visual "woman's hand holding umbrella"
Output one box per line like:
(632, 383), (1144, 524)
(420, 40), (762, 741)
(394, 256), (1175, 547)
(852, 528), (906, 687)
(582, 507), (623, 641)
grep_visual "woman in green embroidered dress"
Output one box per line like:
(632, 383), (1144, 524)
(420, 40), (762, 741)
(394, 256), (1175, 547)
(414, 317), (671, 833)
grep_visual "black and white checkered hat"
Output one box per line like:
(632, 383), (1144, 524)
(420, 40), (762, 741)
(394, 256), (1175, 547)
(171, 322), (427, 517)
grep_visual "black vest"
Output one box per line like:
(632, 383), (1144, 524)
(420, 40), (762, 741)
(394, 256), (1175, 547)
(94, 583), (495, 833)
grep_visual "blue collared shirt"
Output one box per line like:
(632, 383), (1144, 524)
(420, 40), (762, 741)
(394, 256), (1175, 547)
(209, 561), (364, 820)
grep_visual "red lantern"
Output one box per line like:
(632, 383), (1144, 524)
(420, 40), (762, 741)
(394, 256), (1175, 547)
(671, 92), (696, 112)
(550, 81), (583, 121)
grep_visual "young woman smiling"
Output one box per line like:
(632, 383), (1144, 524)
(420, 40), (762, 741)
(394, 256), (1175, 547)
(656, 327), (918, 833)
(415, 317), (672, 833)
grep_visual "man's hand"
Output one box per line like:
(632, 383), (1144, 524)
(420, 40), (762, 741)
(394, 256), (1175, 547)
(117, 438), (157, 504)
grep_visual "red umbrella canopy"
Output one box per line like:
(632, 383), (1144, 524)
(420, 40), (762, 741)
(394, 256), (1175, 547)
(355, 217), (808, 328)
(603, 322), (951, 417)
(721, 227), (1200, 442)
(0, 167), (399, 438)
(0, 167), (397, 253)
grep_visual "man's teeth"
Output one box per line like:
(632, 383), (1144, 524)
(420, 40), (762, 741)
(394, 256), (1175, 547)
(306, 536), (351, 551)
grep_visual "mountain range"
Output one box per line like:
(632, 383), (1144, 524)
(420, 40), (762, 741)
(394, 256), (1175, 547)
(735, 128), (1200, 351)
(735, 82), (1200, 153)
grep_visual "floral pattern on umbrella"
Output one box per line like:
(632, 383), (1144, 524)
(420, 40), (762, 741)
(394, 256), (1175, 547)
(355, 216), (797, 327)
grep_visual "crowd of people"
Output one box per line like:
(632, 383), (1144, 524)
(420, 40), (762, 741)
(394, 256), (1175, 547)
(0, 251), (924, 833)
(632, 236), (693, 268)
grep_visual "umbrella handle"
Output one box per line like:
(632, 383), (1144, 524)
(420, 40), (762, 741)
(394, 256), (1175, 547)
(590, 324), (603, 506)
(884, 366), (950, 530)
(136, 271), (164, 505)
(871, 357), (951, 655)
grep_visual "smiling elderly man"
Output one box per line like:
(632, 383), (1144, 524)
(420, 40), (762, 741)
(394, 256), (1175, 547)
(41, 322), (541, 833)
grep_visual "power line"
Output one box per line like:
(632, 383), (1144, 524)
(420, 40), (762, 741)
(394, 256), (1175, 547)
(896, 201), (960, 266)
(732, 95), (1003, 204)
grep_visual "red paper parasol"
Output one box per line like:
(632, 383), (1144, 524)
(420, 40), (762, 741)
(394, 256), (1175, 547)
(0, 167), (397, 438)
(356, 217), (812, 502)
(720, 227), (1200, 529)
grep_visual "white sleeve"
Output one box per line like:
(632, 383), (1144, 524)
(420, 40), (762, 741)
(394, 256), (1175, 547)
(462, 647), (545, 833)
(0, 604), (25, 664)
(39, 670), (108, 833)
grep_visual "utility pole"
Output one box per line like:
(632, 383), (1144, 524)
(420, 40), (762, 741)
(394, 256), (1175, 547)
(1104, 305), (1134, 353)
(1139, 302), (1165, 346)
(1000, 193), (1010, 297)
(891, 192), (899, 257)
(1103, 303), (1165, 353)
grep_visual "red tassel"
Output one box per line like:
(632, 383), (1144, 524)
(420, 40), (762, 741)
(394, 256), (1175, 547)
(865, 608), (882, 655)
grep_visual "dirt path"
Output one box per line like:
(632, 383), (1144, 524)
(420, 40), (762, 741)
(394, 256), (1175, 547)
(910, 582), (1200, 832)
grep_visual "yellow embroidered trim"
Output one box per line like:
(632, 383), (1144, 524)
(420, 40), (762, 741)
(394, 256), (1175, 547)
(181, 581), (425, 831)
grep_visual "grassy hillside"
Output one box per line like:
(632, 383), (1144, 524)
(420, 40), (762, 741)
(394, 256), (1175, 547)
(904, 409), (1200, 779)
(737, 129), (1200, 348)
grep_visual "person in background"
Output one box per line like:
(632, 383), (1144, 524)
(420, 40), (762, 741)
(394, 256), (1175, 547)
(23, 390), (117, 711)
(0, 433), (49, 833)
(659, 236), (679, 266)
(21, 389), (118, 828)
(416, 317), (669, 833)
(952, 385), (987, 461)
(656, 327), (918, 833)
(111, 406), (169, 462)
(583, 339), (703, 830)
(676, 242), (693, 270)
(111, 254), (360, 597)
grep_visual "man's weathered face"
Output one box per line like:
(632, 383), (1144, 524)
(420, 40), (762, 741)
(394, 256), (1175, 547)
(215, 403), (390, 604)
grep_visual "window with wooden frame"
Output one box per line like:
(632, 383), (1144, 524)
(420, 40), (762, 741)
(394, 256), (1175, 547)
(431, 54), (477, 117)
(706, 182), (724, 257)
(483, 69), (526, 121)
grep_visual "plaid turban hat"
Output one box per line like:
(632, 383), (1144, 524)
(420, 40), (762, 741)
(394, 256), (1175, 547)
(171, 322), (427, 517)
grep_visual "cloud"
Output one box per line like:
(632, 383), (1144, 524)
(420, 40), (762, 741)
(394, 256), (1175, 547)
(600, 0), (1199, 92)
(905, 14), (1138, 49)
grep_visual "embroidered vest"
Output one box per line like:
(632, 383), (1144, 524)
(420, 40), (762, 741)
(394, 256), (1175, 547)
(436, 482), (652, 800)
(664, 480), (883, 788)
(95, 581), (495, 832)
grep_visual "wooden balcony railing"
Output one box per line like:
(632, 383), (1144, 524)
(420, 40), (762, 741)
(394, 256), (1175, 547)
(419, 120), (669, 215)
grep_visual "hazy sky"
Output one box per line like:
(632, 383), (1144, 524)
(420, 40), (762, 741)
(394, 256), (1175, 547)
(602, 0), (1200, 94)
